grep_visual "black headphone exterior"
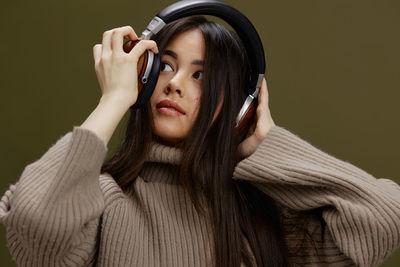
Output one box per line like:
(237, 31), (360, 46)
(130, 0), (266, 130)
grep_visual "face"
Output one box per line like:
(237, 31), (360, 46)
(149, 29), (211, 145)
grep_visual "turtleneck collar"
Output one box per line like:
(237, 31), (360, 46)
(139, 141), (183, 184)
(144, 141), (183, 165)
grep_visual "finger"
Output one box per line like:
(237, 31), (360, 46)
(256, 78), (270, 118)
(254, 109), (269, 140)
(93, 44), (104, 90)
(93, 44), (102, 65)
(129, 40), (159, 59)
(102, 30), (113, 57)
(237, 133), (260, 157)
(112, 26), (138, 53)
(258, 78), (269, 108)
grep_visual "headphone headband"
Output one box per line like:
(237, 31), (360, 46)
(141, 0), (265, 93)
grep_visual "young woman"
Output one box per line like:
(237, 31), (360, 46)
(1, 15), (399, 267)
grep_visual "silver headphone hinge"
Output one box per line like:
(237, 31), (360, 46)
(235, 74), (264, 127)
(141, 51), (154, 84)
(141, 16), (166, 40)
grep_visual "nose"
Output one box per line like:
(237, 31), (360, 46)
(165, 72), (184, 96)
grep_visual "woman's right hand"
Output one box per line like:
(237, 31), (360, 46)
(92, 26), (159, 107)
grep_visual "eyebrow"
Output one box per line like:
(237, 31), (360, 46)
(163, 49), (204, 66)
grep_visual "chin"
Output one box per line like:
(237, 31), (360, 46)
(151, 121), (187, 145)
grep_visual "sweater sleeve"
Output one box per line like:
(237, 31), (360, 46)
(233, 125), (400, 267)
(0, 126), (108, 266)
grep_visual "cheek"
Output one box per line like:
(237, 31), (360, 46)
(190, 97), (201, 120)
(150, 79), (165, 103)
(187, 91), (201, 120)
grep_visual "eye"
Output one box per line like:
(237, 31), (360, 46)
(160, 62), (173, 72)
(193, 71), (203, 81)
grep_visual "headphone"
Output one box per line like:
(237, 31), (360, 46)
(123, 0), (266, 136)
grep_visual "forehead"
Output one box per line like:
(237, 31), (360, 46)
(164, 29), (205, 58)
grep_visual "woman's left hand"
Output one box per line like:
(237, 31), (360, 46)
(237, 78), (276, 158)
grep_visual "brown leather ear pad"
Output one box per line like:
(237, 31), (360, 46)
(234, 100), (256, 140)
(122, 39), (161, 109)
(123, 39), (148, 93)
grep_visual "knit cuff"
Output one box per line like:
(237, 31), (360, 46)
(233, 125), (377, 188)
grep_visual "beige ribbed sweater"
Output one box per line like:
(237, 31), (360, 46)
(0, 125), (399, 266)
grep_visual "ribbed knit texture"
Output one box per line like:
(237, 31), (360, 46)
(0, 125), (399, 266)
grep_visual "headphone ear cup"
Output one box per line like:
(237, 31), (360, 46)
(137, 50), (149, 93)
(131, 51), (161, 109)
(123, 40), (146, 90)
(234, 98), (257, 140)
(123, 39), (161, 109)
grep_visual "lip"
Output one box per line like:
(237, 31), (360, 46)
(156, 99), (186, 116)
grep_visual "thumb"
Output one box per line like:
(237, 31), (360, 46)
(93, 44), (102, 66)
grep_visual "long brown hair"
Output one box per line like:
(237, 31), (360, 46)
(101, 15), (290, 266)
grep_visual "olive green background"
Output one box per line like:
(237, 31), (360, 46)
(1, 0), (399, 266)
